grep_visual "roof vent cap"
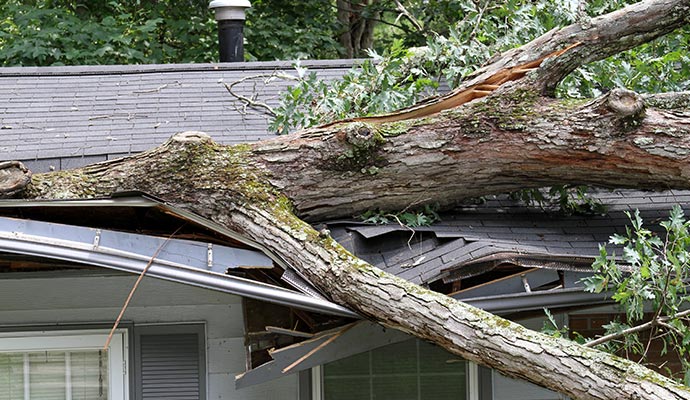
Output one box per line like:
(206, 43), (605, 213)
(209, 0), (251, 20)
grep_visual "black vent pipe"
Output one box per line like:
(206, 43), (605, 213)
(209, 0), (251, 62)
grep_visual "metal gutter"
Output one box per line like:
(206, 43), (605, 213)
(0, 193), (324, 298)
(0, 216), (359, 318)
(459, 286), (613, 315)
(0, 195), (268, 253)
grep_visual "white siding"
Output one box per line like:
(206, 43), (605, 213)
(0, 271), (298, 400)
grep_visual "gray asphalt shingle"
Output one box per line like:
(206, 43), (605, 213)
(329, 190), (690, 285)
(1, 60), (357, 168)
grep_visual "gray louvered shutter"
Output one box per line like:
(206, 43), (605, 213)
(136, 325), (205, 400)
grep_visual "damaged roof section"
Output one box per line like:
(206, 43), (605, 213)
(328, 189), (686, 305)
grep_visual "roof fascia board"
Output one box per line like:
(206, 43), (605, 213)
(0, 215), (273, 272)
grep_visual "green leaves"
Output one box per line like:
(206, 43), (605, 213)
(359, 204), (441, 228)
(585, 205), (690, 381)
(270, 42), (440, 133)
(509, 185), (607, 215)
(0, 0), (217, 66)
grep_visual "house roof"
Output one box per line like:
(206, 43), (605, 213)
(1, 60), (683, 306)
(0, 60), (355, 171)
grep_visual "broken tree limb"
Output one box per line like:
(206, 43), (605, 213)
(0, 161), (31, 198)
(247, 87), (690, 220)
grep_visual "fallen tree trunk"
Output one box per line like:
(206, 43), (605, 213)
(4, 0), (690, 398)
(251, 88), (690, 220)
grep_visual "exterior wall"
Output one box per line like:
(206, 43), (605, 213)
(0, 270), (298, 400)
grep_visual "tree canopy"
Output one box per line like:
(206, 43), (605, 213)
(3, 0), (687, 73)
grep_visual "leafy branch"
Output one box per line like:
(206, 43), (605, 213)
(580, 205), (690, 382)
(359, 203), (441, 228)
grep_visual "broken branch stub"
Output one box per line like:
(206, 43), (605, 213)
(607, 88), (646, 118)
(0, 161), (32, 198)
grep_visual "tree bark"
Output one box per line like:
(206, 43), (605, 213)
(336, 0), (378, 58)
(5, 0), (690, 399)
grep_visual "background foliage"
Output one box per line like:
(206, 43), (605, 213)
(244, 0), (343, 60)
(0, 0), (344, 65)
(0, 0), (217, 65)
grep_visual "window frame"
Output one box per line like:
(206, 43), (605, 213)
(313, 339), (480, 400)
(0, 328), (129, 400)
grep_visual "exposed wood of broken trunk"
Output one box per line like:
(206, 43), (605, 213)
(4, 0), (690, 398)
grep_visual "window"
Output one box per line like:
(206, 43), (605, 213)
(322, 339), (467, 400)
(0, 330), (128, 400)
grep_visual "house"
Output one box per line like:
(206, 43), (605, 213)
(0, 60), (682, 400)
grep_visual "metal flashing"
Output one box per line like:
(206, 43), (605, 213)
(456, 286), (613, 315)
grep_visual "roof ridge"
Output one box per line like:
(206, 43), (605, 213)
(0, 59), (364, 78)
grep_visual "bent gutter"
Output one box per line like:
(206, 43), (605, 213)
(0, 194), (328, 300)
(0, 217), (358, 319)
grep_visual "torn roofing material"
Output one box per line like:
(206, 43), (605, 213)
(328, 189), (688, 286)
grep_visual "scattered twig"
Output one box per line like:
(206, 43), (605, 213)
(468, 0), (490, 41)
(585, 308), (690, 348)
(103, 224), (185, 349)
(132, 83), (168, 94)
(221, 72), (299, 117)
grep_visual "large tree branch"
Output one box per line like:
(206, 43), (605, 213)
(249, 87), (690, 220)
(331, 0), (689, 126)
(472, 0), (690, 95)
(17, 132), (690, 399)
